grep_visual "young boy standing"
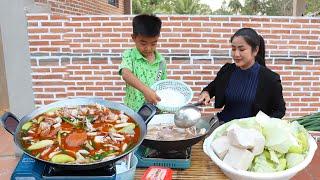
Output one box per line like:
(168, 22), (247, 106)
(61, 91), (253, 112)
(119, 14), (167, 111)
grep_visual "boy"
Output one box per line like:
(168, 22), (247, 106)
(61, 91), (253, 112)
(119, 14), (167, 111)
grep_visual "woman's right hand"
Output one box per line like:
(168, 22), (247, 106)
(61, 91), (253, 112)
(199, 91), (211, 105)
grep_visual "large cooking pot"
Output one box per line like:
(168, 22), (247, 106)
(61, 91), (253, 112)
(0, 98), (157, 170)
(142, 114), (219, 152)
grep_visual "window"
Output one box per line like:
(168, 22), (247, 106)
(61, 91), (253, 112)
(108, 0), (118, 7)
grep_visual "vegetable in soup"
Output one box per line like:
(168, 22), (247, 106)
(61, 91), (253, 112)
(20, 104), (139, 164)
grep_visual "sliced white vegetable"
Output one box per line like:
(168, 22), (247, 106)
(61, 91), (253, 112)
(22, 137), (33, 140)
(251, 131), (266, 155)
(94, 136), (105, 143)
(78, 149), (90, 155)
(227, 125), (256, 149)
(51, 154), (75, 163)
(122, 143), (128, 152)
(53, 122), (61, 129)
(48, 150), (61, 159)
(114, 123), (134, 128)
(223, 146), (254, 171)
(211, 136), (230, 159)
(27, 140), (54, 150)
(22, 122), (33, 131)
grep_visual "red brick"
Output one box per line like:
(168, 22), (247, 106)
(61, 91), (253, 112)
(170, 17), (189, 21)
(292, 19), (310, 23)
(28, 28), (49, 33)
(242, 23), (262, 28)
(76, 81), (94, 86)
(34, 94), (54, 98)
(65, 22), (81, 27)
(86, 87), (103, 91)
(41, 22), (63, 26)
(292, 30), (310, 34)
(32, 68), (51, 73)
(27, 15), (48, 21)
(210, 17), (229, 21)
(76, 92), (94, 96)
(44, 88), (65, 92)
(271, 18), (289, 22)
(71, 17), (90, 21)
(190, 17), (209, 21)
(50, 15), (68, 21)
(68, 86), (84, 91)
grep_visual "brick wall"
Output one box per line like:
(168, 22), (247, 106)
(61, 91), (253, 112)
(27, 14), (320, 119)
(34, 0), (126, 15)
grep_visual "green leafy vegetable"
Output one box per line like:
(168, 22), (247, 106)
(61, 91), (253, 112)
(92, 150), (116, 160)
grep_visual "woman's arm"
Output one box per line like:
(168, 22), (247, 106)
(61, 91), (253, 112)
(270, 75), (286, 118)
(202, 80), (216, 98)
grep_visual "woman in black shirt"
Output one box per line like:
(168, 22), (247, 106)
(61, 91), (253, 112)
(199, 28), (286, 123)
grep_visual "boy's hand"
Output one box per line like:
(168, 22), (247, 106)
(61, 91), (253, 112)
(143, 88), (161, 104)
(121, 68), (161, 104)
(199, 91), (211, 105)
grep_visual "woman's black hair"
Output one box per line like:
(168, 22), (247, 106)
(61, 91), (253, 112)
(230, 28), (266, 67)
(132, 14), (162, 37)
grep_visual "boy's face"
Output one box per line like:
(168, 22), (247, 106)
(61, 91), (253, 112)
(132, 34), (159, 58)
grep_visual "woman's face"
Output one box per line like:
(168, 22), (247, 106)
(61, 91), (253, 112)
(231, 36), (258, 70)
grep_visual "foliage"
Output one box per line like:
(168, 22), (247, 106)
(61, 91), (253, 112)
(132, 0), (212, 14)
(305, 0), (320, 16)
(132, 0), (319, 16)
(213, 0), (293, 16)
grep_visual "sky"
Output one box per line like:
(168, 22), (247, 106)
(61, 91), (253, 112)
(200, 0), (245, 11)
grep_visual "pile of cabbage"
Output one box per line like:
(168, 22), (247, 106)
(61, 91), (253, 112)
(212, 111), (309, 172)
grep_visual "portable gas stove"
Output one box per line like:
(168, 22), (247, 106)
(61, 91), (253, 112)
(135, 145), (191, 169)
(11, 154), (116, 180)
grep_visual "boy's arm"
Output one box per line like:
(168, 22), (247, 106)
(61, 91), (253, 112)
(121, 68), (160, 104)
(161, 60), (167, 80)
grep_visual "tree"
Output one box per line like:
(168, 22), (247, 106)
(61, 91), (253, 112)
(305, 0), (320, 16)
(241, 0), (262, 15)
(213, 0), (294, 16)
(132, 0), (164, 14)
(228, 0), (243, 14)
(212, 0), (233, 15)
(132, 0), (212, 14)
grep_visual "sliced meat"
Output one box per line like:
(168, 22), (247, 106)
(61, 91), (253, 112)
(66, 131), (88, 147)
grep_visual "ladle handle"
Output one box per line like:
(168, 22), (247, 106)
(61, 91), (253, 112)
(192, 101), (205, 107)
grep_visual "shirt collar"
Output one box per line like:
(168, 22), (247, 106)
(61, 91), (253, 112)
(237, 62), (260, 73)
(133, 48), (163, 64)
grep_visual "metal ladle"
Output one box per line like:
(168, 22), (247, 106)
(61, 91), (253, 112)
(174, 101), (204, 128)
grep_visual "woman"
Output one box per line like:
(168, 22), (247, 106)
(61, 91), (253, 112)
(199, 28), (286, 123)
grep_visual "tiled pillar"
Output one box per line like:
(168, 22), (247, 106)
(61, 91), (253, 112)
(0, 0), (35, 118)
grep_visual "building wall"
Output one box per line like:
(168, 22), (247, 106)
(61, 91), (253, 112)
(27, 14), (320, 119)
(34, 0), (126, 15)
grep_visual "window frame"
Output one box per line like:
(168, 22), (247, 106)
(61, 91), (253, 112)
(107, 0), (119, 7)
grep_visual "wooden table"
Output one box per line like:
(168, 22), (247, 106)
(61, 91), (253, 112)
(134, 141), (228, 180)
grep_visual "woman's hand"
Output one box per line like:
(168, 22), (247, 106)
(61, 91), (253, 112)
(143, 87), (161, 104)
(199, 91), (211, 105)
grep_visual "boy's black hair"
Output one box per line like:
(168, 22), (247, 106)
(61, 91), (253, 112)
(132, 14), (162, 37)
